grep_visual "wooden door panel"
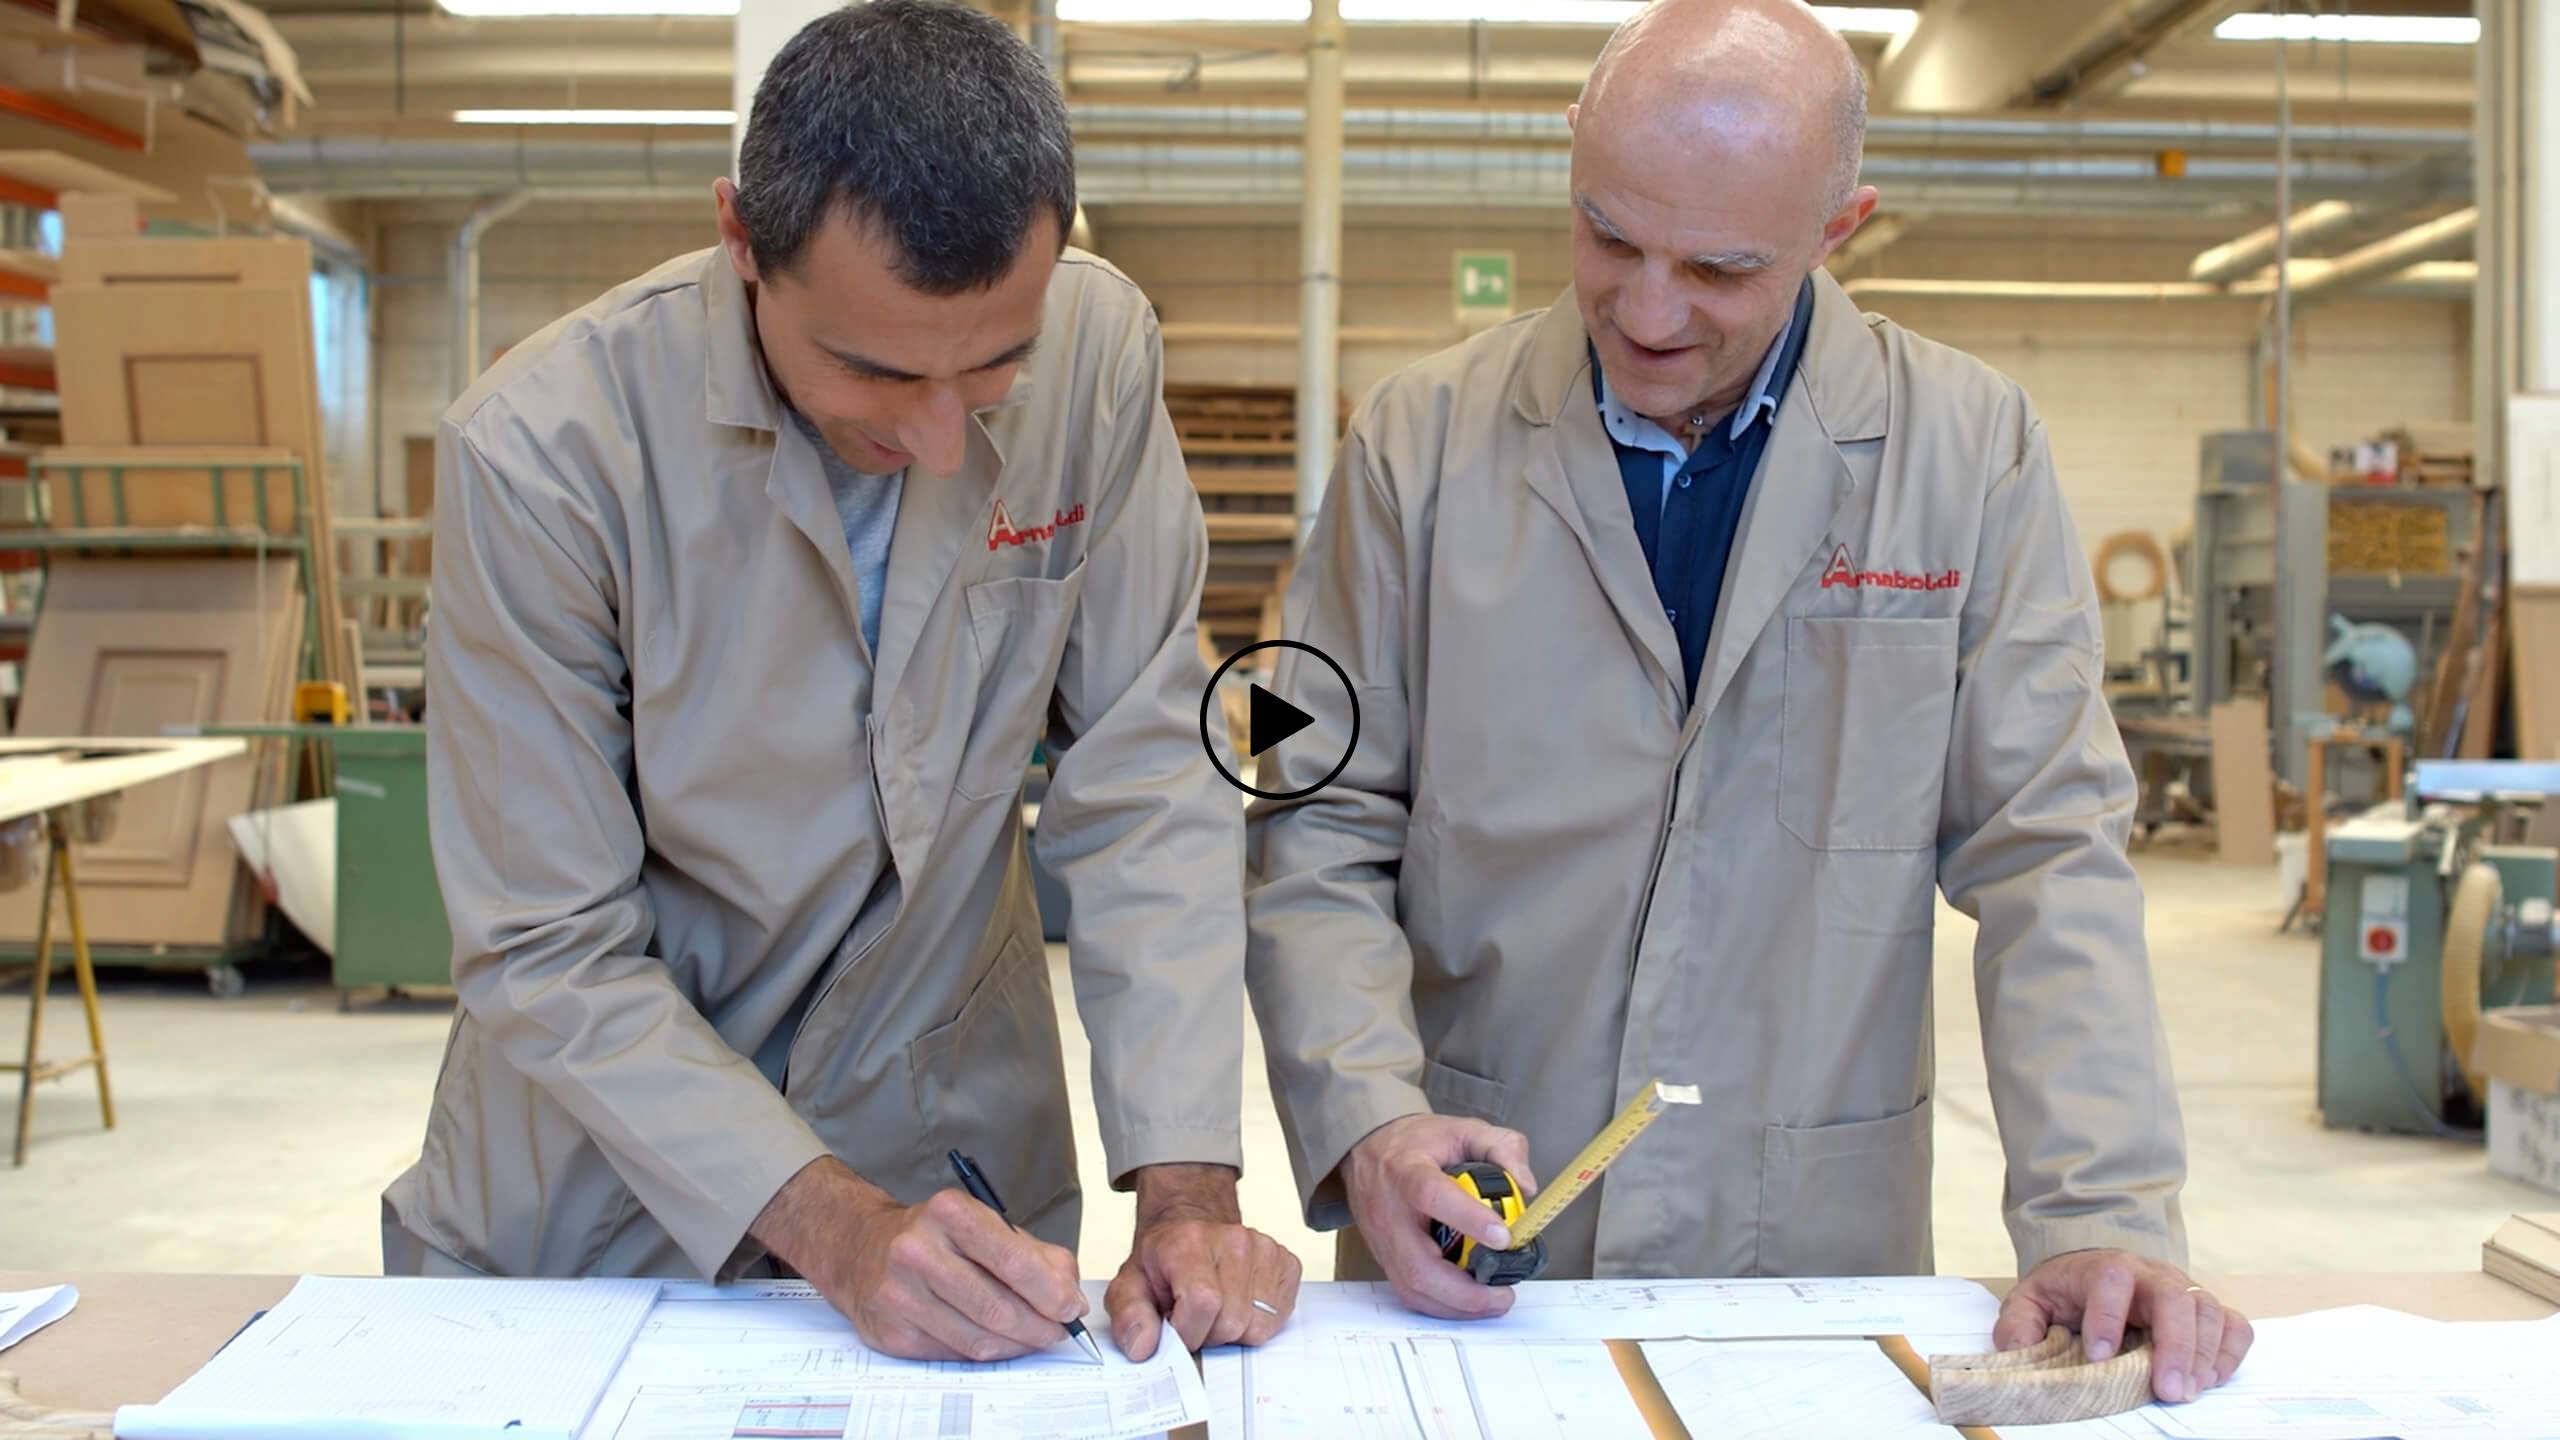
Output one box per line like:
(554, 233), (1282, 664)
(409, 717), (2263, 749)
(75, 649), (225, 884)
(126, 356), (268, 447)
(0, 558), (300, 947)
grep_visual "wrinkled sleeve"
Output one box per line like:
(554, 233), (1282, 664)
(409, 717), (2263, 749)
(1033, 306), (1246, 1187)
(1936, 398), (2190, 1276)
(428, 399), (827, 1280)
(1243, 418), (1432, 1230)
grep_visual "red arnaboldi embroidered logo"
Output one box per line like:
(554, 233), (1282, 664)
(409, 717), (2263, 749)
(1820, 544), (1961, 592)
(988, 499), (1088, 552)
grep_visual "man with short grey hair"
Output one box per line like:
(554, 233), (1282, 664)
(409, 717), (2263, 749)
(389, 0), (1300, 1366)
(1247, 0), (2251, 1406)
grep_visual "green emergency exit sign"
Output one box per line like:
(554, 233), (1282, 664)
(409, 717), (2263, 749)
(1454, 250), (1516, 318)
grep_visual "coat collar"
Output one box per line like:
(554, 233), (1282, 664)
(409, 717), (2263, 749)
(702, 248), (783, 433)
(1510, 269), (1887, 729)
(1511, 270), (1887, 446)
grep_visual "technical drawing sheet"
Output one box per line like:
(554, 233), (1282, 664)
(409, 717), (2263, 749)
(2002, 1305), (2560, 1440)
(1204, 1277), (2003, 1439)
(1277, 1277), (2000, 1347)
(1204, 1334), (1655, 1440)
(1638, 1339), (1959, 1440)
(0, 1283), (75, 1353)
(579, 1280), (1209, 1440)
(115, 1275), (662, 1440)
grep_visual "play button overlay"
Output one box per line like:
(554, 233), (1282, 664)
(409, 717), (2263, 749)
(1248, 684), (1314, 757)
(1201, 639), (1360, 801)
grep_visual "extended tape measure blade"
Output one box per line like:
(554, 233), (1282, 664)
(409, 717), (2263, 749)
(1509, 1079), (1698, 1247)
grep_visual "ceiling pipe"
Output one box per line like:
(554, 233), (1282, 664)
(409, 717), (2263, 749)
(1842, 259), (2481, 307)
(451, 191), (533, 400)
(2370, 260), (2479, 299)
(2191, 199), (2358, 283)
(2230, 206), (2479, 299)
(1059, 104), (2469, 153)
(1842, 278), (2234, 302)
(248, 139), (2433, 212)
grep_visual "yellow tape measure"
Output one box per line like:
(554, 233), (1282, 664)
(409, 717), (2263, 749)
(1509, 1078), (1700, 1248)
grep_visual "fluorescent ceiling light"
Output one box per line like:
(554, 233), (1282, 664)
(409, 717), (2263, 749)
(454, 108), (737, 125)
(437, 0), (738, 16)
(2214, 13), (2479, 44)
(1057, 1), (1914, 33)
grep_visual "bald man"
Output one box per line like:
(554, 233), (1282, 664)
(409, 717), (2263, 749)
(1245, 0), (2252, 1407)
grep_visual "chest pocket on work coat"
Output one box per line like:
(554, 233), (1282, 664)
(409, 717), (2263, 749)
(957, 572), (1081, 800)
(1778, 616), (1959, 851)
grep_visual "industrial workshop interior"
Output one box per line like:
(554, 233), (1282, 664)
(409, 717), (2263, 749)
(5, 0), (2560, 1435)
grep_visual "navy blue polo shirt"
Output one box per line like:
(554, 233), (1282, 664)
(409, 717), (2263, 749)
(1595, 277), (1815, 699)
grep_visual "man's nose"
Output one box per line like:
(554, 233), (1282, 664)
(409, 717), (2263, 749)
(1616, 265), (1689, 349)
(895, 383), (970, 474)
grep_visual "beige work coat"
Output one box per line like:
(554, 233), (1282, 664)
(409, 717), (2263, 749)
(1246, 274), (2188, 1281)
(385, 247), (1245, 1282)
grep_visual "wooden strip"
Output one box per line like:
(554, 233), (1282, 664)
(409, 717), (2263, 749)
(0, 151), (173, 202)
(2514, 586), (2560, 760)
(0, 84), (145, 151)
(1181, 438), (1298, 459)
(1877, 1335), (2000, 1440)
(1205, 513), (1300, 543)
(1605, 1339), (1693, 1440)
(2209, 697), (2274, 865)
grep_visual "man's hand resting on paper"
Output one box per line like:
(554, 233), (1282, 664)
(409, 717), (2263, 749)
(1995, 1250), (2255, 1404)
(1103, 1163), (1303, 1360)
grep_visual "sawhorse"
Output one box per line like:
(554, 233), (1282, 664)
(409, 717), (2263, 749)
(6, 809), (111, 1167)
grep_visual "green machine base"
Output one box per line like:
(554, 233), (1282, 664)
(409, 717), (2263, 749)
(2318, 805), (2557, 1135)
(200, 724), (451, 995)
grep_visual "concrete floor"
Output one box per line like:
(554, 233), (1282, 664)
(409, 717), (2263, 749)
(1, 852), (2544, 1280)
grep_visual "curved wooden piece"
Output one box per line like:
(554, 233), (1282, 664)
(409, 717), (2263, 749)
(1928, 1325), (2155, 1426)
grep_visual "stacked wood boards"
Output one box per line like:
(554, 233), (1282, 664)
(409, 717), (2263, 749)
(0, 557), (300, 947)
(1166, 382), (1323, 654)
(2483, 1213), (2560, 1305)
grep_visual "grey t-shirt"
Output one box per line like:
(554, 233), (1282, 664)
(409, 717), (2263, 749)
(788, 410), (904, 656)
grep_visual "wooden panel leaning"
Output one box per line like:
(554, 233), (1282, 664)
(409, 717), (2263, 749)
(48, 233), (350, 692)
(1928, 1325), (2156, 1426)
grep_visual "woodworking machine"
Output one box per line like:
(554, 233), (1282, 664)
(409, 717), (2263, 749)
(2318, 762), (2560, 1135)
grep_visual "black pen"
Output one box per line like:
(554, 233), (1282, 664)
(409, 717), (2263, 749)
(948, 1148), (1107, 1366)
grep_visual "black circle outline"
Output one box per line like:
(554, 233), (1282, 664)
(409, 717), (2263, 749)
(1199, 640), (1361, 801)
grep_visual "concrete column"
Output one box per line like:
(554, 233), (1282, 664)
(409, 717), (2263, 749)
(1295, 0), (1345, 546)
(734, 0), (849, 170)
(2527, 2), (2560, 394)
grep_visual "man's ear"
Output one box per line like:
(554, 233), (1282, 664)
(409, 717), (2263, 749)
(1811, 186), (1883, 268)
(1565, 102), (1579, 133)
(713, 178), (760, 287)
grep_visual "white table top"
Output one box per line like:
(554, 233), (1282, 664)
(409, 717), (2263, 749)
(0, 738), (247, 824)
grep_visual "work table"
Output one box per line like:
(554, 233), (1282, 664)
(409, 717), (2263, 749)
(1, 1269), (2549, 1422)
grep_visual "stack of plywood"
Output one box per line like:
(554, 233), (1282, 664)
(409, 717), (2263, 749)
(2328, 496), (2454, 576)
(0, 231), (338, 950)
(1165, 383), (1319, 654)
